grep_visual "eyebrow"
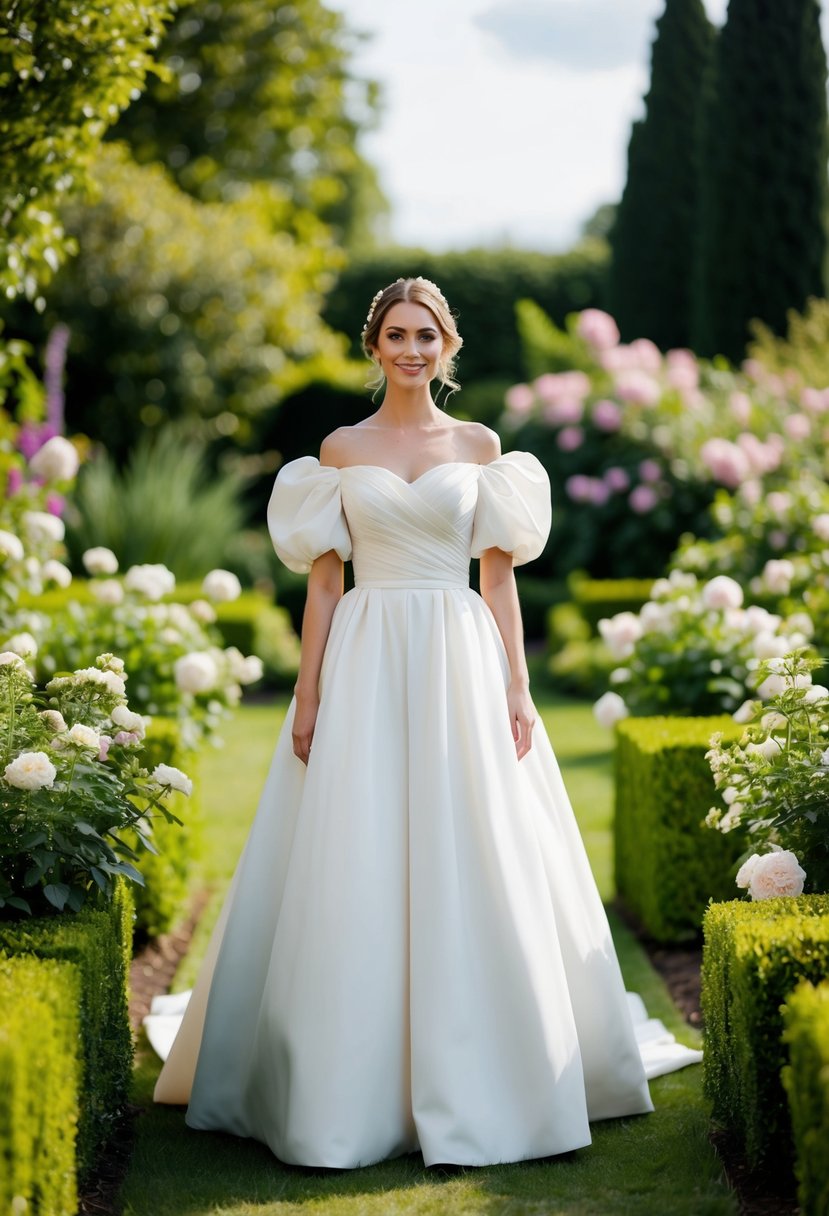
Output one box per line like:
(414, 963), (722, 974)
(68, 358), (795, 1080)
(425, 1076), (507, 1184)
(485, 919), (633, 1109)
(383, 324), (438, 334)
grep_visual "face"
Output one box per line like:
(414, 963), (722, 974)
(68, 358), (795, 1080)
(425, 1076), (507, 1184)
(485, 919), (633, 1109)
(369, 300), (445, 385)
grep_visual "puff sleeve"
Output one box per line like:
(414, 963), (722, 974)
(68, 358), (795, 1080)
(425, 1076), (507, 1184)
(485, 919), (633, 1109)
(470, 450), (552, 566)
(266, 456), (352, 573)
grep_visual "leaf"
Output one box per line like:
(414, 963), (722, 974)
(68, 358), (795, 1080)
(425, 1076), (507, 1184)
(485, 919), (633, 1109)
(43, 882), (71, 910)
(89, 865), (110, 893)
(3, 896), (32, 914)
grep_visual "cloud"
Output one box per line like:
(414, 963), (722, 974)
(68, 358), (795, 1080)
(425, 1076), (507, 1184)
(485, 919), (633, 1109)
(474, 0), (664, 72)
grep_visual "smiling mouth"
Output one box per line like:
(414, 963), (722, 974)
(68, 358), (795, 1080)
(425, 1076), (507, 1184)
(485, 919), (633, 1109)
(399, 364), (425, 369)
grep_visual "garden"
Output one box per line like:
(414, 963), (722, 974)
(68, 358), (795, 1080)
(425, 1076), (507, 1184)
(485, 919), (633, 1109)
(2, 0), (829, 1214)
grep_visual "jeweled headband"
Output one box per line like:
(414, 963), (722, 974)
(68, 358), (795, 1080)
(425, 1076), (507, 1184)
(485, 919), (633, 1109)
(361, 276), (449, 338)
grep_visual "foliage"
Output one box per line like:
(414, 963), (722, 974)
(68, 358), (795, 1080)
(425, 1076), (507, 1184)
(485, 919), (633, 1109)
(63, 420), (251, 577)
(701, 894), (829, 1167)
(748, 296), (829, 393)
(692, 0), (828, 360)
(781, 979), (829, 1216)
(0, 653), (190, 918)
(608, 0), (714, 349)
(0, 0), (172, 305)
(0, 956), (80, 1213)
(0, 880), (135, 1175)
(613, 715), (745, 941)
(704, 650), (829, 892)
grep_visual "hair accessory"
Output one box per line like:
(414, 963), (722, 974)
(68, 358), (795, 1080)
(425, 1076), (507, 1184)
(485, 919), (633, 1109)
(361, 276), (449, 337)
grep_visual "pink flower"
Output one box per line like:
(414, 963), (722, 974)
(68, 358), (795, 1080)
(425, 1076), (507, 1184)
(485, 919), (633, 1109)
(769, 529), (789, 550)
(5, 467), (23, 498)
(801, 386), (829, 414)
(591, 398), (622, 431)
(46, 492), (65, 515)
(614, 370), (661, 407)
(576, 308), (619, 351)
(603, 466), (630, 492)
(638, 459), (661, 483)
(629, 484), (659, 513)
(534, 371), (591, 404)
(586, 478), (610, 505)
(557, 425), (585, 452)
(665, 349), (699, 391)
(729, 392), (752, 425)
(543, 398), (584, 427)
(767, 491), (791, 516)
(565, 474), (592, 502)
(628, 338), (663, 373)
(700, 438), (750, 488)
(98, 734), (112, 762)
(746, 850), (806, 900)
(505, 384), (535, 415)
(783, 412), (811, 441)
(113, 730), (141, 747)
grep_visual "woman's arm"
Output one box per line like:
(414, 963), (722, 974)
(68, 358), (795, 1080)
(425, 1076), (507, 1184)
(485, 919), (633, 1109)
(479, 547), (536, 760)
(291, 548), (344, 764)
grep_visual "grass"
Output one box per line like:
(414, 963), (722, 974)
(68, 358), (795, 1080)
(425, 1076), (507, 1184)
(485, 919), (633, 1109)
(119, 690), (737, 1216)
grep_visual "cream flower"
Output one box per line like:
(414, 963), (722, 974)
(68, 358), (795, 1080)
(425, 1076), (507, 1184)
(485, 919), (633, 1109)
(66, 723), (101, 750)
(29, 436), (80, 482)
(111, 705), (145, 736)
(701, 575), (744, 611)
(22, 510), (65, 544)
(5, 632), (38, 658)
(4, 751), (57, 790)
(42, 559), (72, 588)
(152, 763), (193, 796)
(0, 530), (24, 561)
(174, 652), (218, 694)
(747, 850), (806, 900)
(82, 546), (119, 575)
(90, 579), (124, 605)
(202, 568), (242, 602)
(592, 690), (629, 729)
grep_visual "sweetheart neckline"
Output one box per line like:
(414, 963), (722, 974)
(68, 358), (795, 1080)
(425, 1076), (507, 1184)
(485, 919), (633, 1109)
(336, 461), (482, 487)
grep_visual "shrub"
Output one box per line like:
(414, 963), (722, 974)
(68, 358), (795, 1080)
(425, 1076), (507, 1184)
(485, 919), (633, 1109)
(701, 894), (829, 1167)
(781, 979), (829, 1216)
(570, 573), (656, 633)
(0, 956), (81, 1216)
(614, 715), (745, 941)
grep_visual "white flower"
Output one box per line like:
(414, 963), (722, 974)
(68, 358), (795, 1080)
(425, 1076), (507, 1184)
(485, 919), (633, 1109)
(111, 705), (145, 736)
(747, 850), (806, 900)
(29, 436), (80, 482)
(598, 612), (643, 659)
(752, 631), (790, 660)
(152, 763), (193, 796)
(593, 690), (629, 729)
(4, 750), (57, 790)
(802, 685), (829, 704)
(21, 510), (65, 544)
(736, 854), (761, 889)
(813, 514), (829, 543)
(39, 709), (68, 733)
(0, 530), (24, 561)
(174, 651), (218, 694)
(733, 699), (758, 724)
(820, 747), (829, 766)
(71, 666), (127, 696)
(124, 563), (176, 600)
(189, 598), (217, 624)
(167, 604), (193, 632)
(722, 785), (741, 805)
(639, 601), (671, 633)
(745, 736), (783, 761)
(225, 647), (264, 684)
(756, 673), (787, 700)
(719, 805), (744, 832)
(90, 578), (124, 605)
(5, 632), (38, 658)
(66, 722), (101, 750)
(701, 575), (743, 611)
(42, 559), (72, 588)
(609, 666), (631, 684)
(761, 559), (795, 595)
(785, 612), (814, 638)
(202, 568), (242, 602)
(668, 568), (697, 591)
(96, 653), (125, 675)
(760, 711), (788, 731)
(82, 546), (119, 575)
(0, 651), (28, 670)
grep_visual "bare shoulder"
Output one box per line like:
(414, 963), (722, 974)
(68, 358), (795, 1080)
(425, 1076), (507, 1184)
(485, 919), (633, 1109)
(319, 426), (360, 469)
(456, 421), (501, 465)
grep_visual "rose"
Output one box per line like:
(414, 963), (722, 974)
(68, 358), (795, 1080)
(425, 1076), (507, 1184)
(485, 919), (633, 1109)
(124, 563), (176, 599)
(66, 723), (101, 750)
(701, 575), (743, 611)
(0, 530), (24, 561)
(592, 690), (629, 728)
(202, 568), (242, 602)
(42, 559), (72, 588)
(735, 854), (761, 889)
(225, 648), (264, 685)
(576, 308), (619, 350)
(4, 751), (58, 791)
(188, 598), (217, 624)
(82, 546), (119, 575)
(5, 632), (37, 658)
(174, 652), (218, 694)
(746, 850), (806, 900)
(28, 436), (80, 482)
(152, 763), (193, 796)
(111, 705), (146, 736)
(760, 559), (795, 596)
(21, 510), (65, 543)
(598, 612), (643, 659)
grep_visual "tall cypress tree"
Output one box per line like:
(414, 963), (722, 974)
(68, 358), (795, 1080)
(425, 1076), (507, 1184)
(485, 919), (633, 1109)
(608, 0), (715, 349)
(692, 0), (828, 361)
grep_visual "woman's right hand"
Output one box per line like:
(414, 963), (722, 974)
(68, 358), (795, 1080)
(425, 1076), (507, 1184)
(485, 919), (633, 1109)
(292, 689), (319, 765)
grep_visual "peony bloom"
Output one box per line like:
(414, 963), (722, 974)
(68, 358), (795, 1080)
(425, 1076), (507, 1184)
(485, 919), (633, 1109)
(152, 762), (193, 796)
(505, 383), (535, 415)
(42, 559), (72, 588)
(598, 612), (643, 659)
(543, 398), (584, 427)
(629, 484), (659, 514)
(556, 425), (585, 452)
(65, 722), (101, 750)
(592, 690), (629, 728)
(83, 546), (119, 575)
(614, 370), (661, 407)
(4, 750), (58, 790)
(174, 651), (218, 694)
(701, 575), (743, 611)
(746, 850), (806, 900)
(0, 530), (24, 561)
(665, 348), (699, 392)
(603, 466), (630, 492)
(591, 399), (622, 432)
(202, 568), (242, 602)
(700, 438), (750, 489)
(28, 436), (80, 482)
(576, 308), (619, 351)
(21, 510), (65, 543)
(564, 474), (593, 503)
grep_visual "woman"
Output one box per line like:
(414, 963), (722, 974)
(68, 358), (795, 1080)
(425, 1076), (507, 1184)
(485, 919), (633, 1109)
(150, 275), (655, 1169)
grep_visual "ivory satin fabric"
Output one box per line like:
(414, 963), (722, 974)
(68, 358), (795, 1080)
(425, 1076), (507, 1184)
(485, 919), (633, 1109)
(150, 451), (660, 1169)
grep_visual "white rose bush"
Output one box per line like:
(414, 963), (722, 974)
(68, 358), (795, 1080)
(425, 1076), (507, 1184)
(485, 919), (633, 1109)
(704, 650), (829, 895)
(592, 570), (813, 722)
(0, 651), (193, 918)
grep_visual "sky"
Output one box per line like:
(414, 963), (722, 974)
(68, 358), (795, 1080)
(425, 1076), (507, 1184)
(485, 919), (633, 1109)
(326, 0), (829, 254)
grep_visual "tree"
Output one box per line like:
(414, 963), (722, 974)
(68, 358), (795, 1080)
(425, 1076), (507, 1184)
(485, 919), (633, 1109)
(692, 0), (829, 361)
(0, 0), (171, 306)
(608, 0), (714, 349)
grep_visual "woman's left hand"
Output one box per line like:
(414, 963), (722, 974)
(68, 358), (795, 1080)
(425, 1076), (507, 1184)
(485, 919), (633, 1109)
(507, 677), (536, 761)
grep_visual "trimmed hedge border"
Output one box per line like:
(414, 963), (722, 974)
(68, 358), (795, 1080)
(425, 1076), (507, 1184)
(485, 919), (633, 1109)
(569, 572), (656, 634)
(0, 956), (81, 1216)
(0, 877), (135, 1179)
(614, 715), (745, 941)
(782, 979), (829, 1216)
(701, 895), (829, 1169)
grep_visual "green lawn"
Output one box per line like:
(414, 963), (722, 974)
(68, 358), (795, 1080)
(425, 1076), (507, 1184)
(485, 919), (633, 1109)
(119, 691), (737, 1216)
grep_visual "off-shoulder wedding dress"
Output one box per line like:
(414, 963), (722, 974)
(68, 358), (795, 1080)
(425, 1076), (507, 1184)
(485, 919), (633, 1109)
(146, 451), (700, 1169)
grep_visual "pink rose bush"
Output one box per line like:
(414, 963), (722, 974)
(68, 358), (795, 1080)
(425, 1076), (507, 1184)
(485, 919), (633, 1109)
(705, 651), (829, 892)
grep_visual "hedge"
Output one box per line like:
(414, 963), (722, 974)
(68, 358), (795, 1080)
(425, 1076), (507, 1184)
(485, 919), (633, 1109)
(568, 571), (656, 634)
(782, 979), (829, 1215)
(0, 877), (135, 1179)
(614, 715), (745, 941)
(701, 895), (829, 1168)
(0, 956), (81, 1216)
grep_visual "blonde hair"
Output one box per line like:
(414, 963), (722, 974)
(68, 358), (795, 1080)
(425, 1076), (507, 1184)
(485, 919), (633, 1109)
(360, 276), (463, 406)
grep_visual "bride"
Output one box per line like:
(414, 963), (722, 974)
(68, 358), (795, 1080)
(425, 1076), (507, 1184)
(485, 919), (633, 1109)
(147, 276), (699, 1170)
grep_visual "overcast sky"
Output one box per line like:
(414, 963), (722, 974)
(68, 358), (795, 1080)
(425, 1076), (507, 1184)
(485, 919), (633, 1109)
(327, 0), (829, 253)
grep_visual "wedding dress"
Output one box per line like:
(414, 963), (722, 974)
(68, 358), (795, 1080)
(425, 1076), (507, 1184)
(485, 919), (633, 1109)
(148, 451), (701, 1169)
